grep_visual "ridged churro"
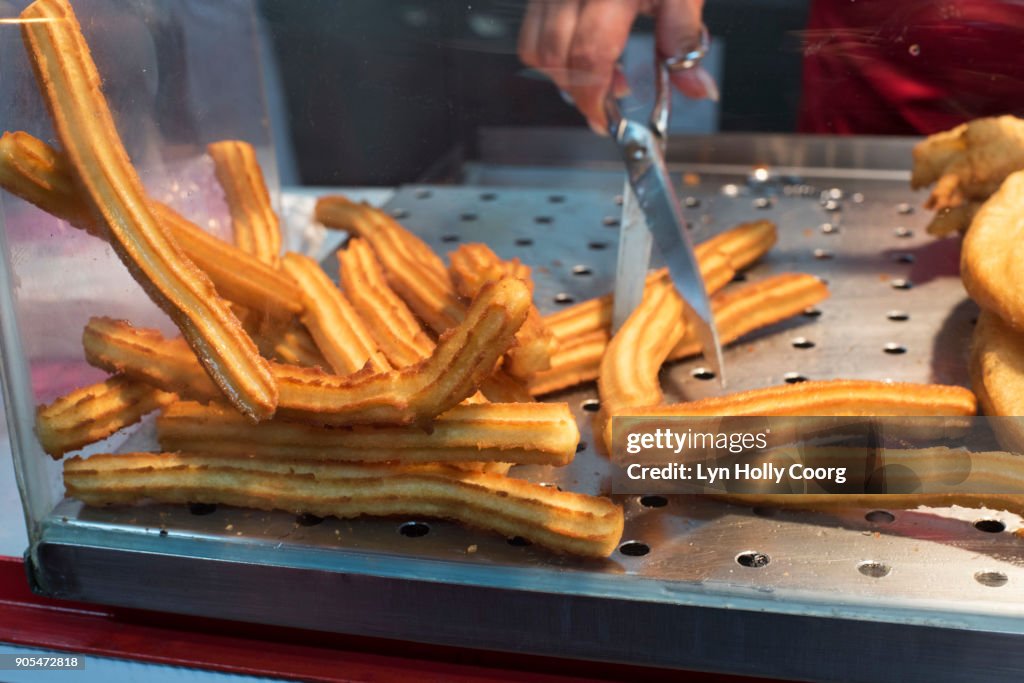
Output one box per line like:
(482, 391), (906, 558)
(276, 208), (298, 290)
(970, 311), (1024, 452)
(157, 400), (579, 466)
(0, 132), (302, 321)
(64, 453), (624, 557)
(281, 252), (390, 376)
(274, 277), (531, 427)
(449, 243), (556, 378)
(599, 277), (685, 418)
(35, 376), (175, 458)
(961, 170), (1024, 332)
(21, 0), (277, 419)
(316, 196), (463, 333)
(529, 273), (829, 397)
(337, 238), (434, 368)
(545, 220), (777, 343)
(207, 140), (281, 266)
(83, 317), (222, 402)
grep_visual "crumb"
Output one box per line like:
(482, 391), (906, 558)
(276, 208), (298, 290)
(803, 228), (813, 238)
(225, 524), (234, 531)
(879, 273), (890, 282)
(683, 172), (700, 186)
(467, 544), (478, 554)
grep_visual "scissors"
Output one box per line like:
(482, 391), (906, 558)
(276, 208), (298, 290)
(606, 26), (725, 384)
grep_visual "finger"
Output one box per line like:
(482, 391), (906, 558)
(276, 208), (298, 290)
(568, 0), (639, 134)
(653, 0), (717, 100)
(535, 0), (582, 94)
(517, 0), (546, 67)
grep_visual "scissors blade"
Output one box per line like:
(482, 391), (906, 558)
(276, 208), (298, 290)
(611, 180), (653, 332)
(613, 119), (726, 384)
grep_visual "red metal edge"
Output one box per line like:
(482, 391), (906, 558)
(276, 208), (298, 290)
(0, 555), (779, 682)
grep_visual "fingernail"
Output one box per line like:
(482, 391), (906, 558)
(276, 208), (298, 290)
(694, 67), (720, 103)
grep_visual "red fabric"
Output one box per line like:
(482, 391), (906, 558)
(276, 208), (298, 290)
(799, 0), (1024, 134)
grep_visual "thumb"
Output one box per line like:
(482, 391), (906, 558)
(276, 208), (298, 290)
(654, 0), (717, 101)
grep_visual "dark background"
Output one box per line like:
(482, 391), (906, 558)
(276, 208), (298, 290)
(258, 0), (810, 185)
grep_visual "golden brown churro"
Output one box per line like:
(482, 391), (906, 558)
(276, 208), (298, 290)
(0, 132), (302, 321)
(273, 278), (531, 427)
(961, 170), (1024, 332)
(63, 452), (624, 557)
(35, 376), (175, 458)
(337, 238), (434, 368)
(544, 220), (777, 343)
(280, 252), (390, 376)
(157, 400), (579, 466)
(21, 0), (277, 419)
(316, 196), (463, 333)
(529, 274), (829, 397)
(207, 140), (281, 266)
(449, 243), (557, 378)
(970, 311), (1024, 452)
(598, 277), (685, 418)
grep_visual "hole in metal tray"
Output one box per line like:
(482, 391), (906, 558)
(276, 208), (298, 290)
(883, 343), (907, 355)
(554, 293), (575, 305)
(619, 541), (651, 557)
(890, 278), (913, 290)
(296, 513), (325, 527)
(803, 307), (822, 318)
(441, 234), (460, 243)
(887, 310), (910, 322)
(784, 372), (807, 384)
(515, 238), (534, 247)
(736, 551), (770, 568)
(894, 226), (913, 238)
(975, 571), (1009, 588)
(587, 241), (609, 250)
(479, 192), (497, 201)
(791, 337), (815, 349)
(639, 495), (668, 509)
(602, 216), (620, 227)
(974, 519), (1006, 533)
(572, 265), (592, 276)
(865, 510), (896, 524)
(399, 521), (430, 538)
(857, 561), (891, 578)
(507, 536), (532, 547)
(580, 399), (600, 412)
(691, 368), (716, 381)
(535, 216), (553, 224)
(188, 503), (217, 516)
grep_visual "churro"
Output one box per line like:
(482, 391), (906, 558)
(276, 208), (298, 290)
(35, 376), (175, 458)
(273, 277), (531, 427)
(157, 400), (579, 466)
(449, 243), (556, 378)
(267, 322), (329, 369)
(337, 238), (434, 368)
(0, 132), (302, 321)
(83, 317), (222, 402)
(207, 140), (281, 266)
(961, 170), (1024, 332)
(599, 277), (685, 418)
(544, 220), (777, 343)
(21, 0), (277, 419)
(970, 311), (1024, 452)
(281, 252), (390, 376)
(529, 274), (829, 397)
(64, 453), (624, 557)
(316, 196), (463, 333)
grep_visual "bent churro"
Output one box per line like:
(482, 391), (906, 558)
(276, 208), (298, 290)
(545, 220), (777, 343)
(337, 238), (434, 368)
(157, 400), (579, 466)
(961, 170), (1024, 332)
(274, 277), (531, 427)
(35, 376), (175, 458)
(207, 140), (281, 266)
(316, 196), (463, 333)
(64, 453), (624, 558)
(21, 0), (277, 419)
(529, 273), (829, 397)
(281, 252), (390, 376)
(0, 132), (301, 321)
(449, 243), (556, 378)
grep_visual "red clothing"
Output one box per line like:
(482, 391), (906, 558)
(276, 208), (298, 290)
(799, 0), (1024, 135)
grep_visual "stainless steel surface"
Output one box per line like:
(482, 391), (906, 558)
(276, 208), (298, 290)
(29, 137), (1024, 680)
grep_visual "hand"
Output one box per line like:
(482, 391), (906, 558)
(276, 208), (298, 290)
(518, 0), (716, 134)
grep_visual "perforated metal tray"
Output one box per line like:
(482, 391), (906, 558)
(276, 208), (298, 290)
(31, 137), (1024, 683)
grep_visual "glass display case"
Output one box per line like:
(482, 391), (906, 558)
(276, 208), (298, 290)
(1, 2), (1023, 681)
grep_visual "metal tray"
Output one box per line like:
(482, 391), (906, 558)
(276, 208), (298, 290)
(31, 135), (1024, 683)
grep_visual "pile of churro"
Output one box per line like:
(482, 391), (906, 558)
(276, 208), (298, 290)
(913, 118), (1024, 454)
(4, 0), (1003, 560)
